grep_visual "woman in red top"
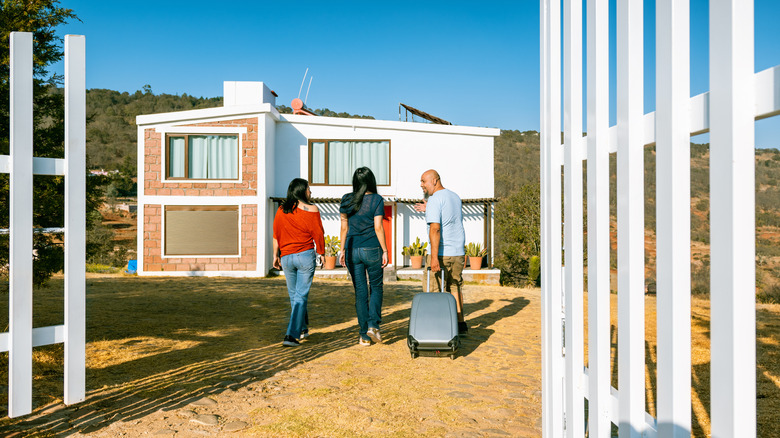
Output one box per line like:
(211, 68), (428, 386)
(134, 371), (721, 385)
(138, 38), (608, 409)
(272, 178), (325, 347)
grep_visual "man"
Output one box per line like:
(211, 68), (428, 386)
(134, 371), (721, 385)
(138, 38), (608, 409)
(418, 169), (468, 335)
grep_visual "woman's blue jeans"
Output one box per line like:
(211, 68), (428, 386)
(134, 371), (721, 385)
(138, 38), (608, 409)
(281, 248), (315, 339)
(346, 246), (384, 340)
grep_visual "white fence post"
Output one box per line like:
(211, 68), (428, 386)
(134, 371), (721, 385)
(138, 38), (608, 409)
(563, 0), (584, 435)
(617, 0), (646, 437)
(8, 30), (35, 420)
(709, 1), (756, 436)
(4, 31), (86, 418)
(656, 0), (692, 435)
(586, 0), (611, 435)
(64, 34), (87, 406)
(540, 0), (563, 436)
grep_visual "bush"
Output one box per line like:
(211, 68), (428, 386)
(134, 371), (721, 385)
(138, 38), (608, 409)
(757, 284), (780, 304)
(528, 256), (541, 287)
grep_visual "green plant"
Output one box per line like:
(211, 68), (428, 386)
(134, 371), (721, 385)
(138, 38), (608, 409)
(528, 255), (541, 287)
(402, 237), (428, 257)
(464, 242), (487, 257)
(324, 235), (340, 257)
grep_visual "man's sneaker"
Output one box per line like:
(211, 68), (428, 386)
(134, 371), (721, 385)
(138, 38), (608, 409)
(283, 335), (301, 347)
(299, 329), (309, 340)
(358, 337), (371, 346)
(458, 321), (469, 335)
(366, 327), (382, 344)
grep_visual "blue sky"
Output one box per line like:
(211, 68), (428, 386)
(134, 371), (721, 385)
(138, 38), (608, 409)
(51, 0), (780, 149)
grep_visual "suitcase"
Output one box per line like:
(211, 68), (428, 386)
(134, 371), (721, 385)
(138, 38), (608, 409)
(407, 268), (460, 359)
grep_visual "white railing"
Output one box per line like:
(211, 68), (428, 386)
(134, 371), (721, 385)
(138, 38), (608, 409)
(540, 0), (757, 436)
(3, 32), (86, 418)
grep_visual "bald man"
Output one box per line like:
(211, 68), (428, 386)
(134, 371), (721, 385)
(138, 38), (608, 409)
(419, 169), (468, 335)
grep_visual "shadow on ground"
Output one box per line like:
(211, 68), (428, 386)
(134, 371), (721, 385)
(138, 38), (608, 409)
(0, 276), (533, 436)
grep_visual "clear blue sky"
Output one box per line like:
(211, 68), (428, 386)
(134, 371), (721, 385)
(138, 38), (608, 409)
(51, 0), (780, 149)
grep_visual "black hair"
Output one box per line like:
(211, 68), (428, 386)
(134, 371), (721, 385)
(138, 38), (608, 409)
(282, 178), (309, 214)
(346, 167), (378, 216)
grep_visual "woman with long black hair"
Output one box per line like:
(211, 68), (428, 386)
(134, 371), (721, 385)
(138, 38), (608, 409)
(338, 167), (388, 346)
(272, 178), (325, 347)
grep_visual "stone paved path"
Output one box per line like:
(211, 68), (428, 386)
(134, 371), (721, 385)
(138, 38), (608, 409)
(4, 280), (542, 437)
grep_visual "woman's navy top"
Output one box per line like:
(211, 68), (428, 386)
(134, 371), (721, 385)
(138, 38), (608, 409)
(339, 192), (384, 250)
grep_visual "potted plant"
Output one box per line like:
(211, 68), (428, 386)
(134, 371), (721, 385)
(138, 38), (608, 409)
(323, 235), (340, 270)
(465, 242), (487, 270)
(402, 237), (428, 269)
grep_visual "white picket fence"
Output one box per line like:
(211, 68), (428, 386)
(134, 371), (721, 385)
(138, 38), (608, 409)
(540, 0), (758, 436)
(1, 32), (86, 418)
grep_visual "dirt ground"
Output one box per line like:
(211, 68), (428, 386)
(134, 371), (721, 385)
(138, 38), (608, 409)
(0, 275), (778, 437)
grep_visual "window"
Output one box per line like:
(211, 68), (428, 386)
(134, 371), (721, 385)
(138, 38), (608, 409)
(166, 134), (239, 180)
(309, 140), (390, 185)
(164, 205), (239, 256)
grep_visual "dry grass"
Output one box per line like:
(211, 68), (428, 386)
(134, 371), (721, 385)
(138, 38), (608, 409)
(0, 274), (777, 437)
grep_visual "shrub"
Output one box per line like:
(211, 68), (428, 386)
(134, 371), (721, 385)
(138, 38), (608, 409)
(757, 284), (780, 304)
(528, 256), (541, 287)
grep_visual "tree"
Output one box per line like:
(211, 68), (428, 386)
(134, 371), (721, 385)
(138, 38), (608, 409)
(0, 1), (99, 286)
(494, 182), (541, 286)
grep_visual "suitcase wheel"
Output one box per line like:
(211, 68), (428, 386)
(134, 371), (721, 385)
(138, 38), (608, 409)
(449, 354), (456, 360)
(411, 352), (418, 359)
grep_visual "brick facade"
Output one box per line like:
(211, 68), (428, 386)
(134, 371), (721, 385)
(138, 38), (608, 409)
(142, 118), (259, 273)
(143, 118), (259, 196)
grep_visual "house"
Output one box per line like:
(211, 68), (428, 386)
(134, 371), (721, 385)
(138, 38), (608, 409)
(135, 81), (499, 277)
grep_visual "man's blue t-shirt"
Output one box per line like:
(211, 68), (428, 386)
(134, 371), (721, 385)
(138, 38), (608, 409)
(425, 188), (465, 256)
(340, 193), (384, 249)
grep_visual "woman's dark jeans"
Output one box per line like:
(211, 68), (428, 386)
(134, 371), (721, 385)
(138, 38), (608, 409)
(346, 246), (384, 340)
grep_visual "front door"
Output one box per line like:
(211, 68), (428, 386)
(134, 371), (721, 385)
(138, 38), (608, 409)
(383, 205), (393, 265)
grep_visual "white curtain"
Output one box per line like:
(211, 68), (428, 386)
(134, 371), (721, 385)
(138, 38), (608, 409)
(326, 140), (389, 185)
(189, 135), (238, 179)
(311, 141), (325, 184)
(169, 137), (185, 178)
(328, 141), (352, 185)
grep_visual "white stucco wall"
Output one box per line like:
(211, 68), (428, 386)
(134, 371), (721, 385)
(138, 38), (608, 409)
(273, 115), (496, 200)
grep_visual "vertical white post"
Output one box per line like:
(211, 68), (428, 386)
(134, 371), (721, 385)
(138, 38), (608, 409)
(617, 0), (646, 436)
(586, 0), (611, 435)
(540, 0), (563, 436)
(709, 1), (756, 436)
(64, 34), (86, 405)
(8, 31), (34, 418)
(656, 0), (692, 436)
(563, 0), (584, 435)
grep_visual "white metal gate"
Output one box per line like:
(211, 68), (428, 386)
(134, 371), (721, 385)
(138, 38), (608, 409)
(540, 0), (758, 436)
(1, 32), (86, 418)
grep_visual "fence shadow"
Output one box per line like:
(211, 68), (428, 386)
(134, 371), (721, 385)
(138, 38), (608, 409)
(0, 278), (533, 436)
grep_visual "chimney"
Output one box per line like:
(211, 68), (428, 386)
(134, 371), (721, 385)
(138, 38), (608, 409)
(223, 81), (277, 106)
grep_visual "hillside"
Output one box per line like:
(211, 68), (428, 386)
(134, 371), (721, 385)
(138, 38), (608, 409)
(494, 130), (780, 298)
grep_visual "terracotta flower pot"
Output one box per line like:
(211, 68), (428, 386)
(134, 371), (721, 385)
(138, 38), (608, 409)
(323, 256), (337, 270)
(410, 255), (424, 269)
(469, 256), (483, 270)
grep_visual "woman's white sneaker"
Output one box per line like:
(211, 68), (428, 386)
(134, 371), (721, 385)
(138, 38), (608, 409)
(366, 327), (382, 344)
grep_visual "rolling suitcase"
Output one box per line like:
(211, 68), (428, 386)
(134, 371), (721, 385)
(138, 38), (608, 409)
(407, 267), (460, 359)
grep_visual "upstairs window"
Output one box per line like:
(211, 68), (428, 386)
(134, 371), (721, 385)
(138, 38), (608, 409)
(166, 134), (239, 180)
(309, 140), (390, 186)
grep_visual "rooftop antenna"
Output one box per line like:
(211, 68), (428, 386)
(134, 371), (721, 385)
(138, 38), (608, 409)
(304, 76), (313, 105)
(297, 68), (309, 99)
